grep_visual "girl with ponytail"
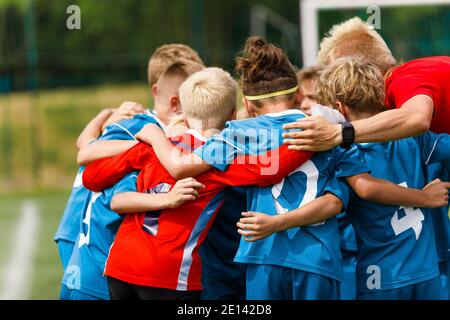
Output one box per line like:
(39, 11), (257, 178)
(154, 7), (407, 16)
(236, 36), (301, 116)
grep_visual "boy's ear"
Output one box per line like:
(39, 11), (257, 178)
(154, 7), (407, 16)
(152, 84), (158, 98)
(295, 87), (303, 106)
(242, 97), (256, 118)
(169, 95), (181, 113)
(335, 101), (348, 119)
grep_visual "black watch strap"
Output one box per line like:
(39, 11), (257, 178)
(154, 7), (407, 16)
(340, 122), (355, 150)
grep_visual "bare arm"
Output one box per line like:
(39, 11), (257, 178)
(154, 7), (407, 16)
(77, 140), (137, 166)
(283, 95), (434, 151)
(135, 124), (212, 179)
(110, 178), (204, 213)
(237, 193), (343, 242)
(346, 172), (450, 208)
(76, 109), (113, 150)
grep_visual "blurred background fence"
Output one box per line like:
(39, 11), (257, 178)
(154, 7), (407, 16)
(0, 0), (449, 192)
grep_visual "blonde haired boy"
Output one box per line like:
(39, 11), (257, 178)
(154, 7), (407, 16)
(314, 57), (450, 300)
(82, 66), (313, 299)
(57, 45), (204, 300)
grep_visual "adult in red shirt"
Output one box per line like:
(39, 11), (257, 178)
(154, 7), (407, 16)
(283, 17), (450, 151)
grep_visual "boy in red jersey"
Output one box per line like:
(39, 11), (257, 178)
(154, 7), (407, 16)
(83, 67), (314, 299)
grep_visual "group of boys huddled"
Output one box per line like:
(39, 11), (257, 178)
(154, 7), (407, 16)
(54, 17), (450, 300)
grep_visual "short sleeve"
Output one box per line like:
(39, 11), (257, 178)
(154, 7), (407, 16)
(386, 63), (441, 109)
(194, 127), (242, 171)
(99, 114), (161, 141)
(112, 171), (139, 195)
(416, 132), (450, 165)
(334, 146), (370, 178)
(324, 177), (352, 211)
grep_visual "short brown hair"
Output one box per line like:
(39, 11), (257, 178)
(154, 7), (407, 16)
(235, 36), (297, 105)
(316, 57), (386, 115)
(317, 17), (396, 75)
(160, 58), (204, 80)
(297, 65), (321, 84)
(147, 44), (204, 87)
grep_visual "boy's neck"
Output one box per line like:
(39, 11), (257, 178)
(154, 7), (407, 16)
(257, 101), (295, 116)
(153, 103), (170, 125)
(187, 118), (221, 139)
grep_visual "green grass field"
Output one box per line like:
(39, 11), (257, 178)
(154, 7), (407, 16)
(0, 191), (70, 299)
(0, 84), (153, 299)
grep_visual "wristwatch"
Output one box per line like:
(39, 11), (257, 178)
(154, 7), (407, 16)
(340, 122), (355, 150)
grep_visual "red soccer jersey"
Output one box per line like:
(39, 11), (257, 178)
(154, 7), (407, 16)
(385, 56), (450, 134)
(83, 131), (312, 291)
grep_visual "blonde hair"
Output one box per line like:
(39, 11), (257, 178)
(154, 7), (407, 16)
(179, 67), (237, 130)
(317, 17), (396, 75)
(316, 57), (386, 115)
(148, 44), (204, 87)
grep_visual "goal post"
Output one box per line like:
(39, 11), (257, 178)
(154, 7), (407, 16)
(299, 0), (450, 67)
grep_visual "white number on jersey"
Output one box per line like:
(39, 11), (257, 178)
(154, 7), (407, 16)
(390, 182), (424, 240)
(271, 160), (323, 226)
(78, 192), (102, 248)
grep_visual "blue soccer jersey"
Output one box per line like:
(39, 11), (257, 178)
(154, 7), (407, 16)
(62, 172), (138, 299)
(54, 110), (163, 269)
(425, 163), (450, 263)
(235, 150), (368, 282)
(193, 109), (369, 282)
(348, 132), (450, 294)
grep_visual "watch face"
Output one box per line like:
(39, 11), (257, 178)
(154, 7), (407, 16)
(342, 123), (355, 144)
(343, 128), (353, 140)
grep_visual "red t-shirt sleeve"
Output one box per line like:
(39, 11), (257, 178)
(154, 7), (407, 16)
(82, 142), (153, 192)
(387, 74), (439, 110)
(386, 59), (443, 110)
(203, 145), (313, 187)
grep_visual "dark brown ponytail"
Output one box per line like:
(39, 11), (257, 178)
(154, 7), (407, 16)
(236, 36), (297, 99)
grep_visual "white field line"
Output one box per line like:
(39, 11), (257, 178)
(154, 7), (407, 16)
(0, 200), (40, 300)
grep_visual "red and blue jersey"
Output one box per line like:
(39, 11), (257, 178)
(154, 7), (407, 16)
(83, 123), (313, 290)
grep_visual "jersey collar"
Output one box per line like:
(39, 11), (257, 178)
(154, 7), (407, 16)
(264, 109), (306, 118)
(186, 129), (207, 142)
(146, 109), (167, 129)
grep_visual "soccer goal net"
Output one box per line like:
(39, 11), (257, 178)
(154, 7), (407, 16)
(300, 0), (450, 67)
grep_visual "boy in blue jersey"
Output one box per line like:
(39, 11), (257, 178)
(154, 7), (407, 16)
(240, 57), (450, 300)
(54, 44), (203, 271)
(426, 163), (450, 299)
(54, 103), (145, 270)
(57, 57), (204, 299)
(300, 65), (358, 300)
(136, 38), (449, 300)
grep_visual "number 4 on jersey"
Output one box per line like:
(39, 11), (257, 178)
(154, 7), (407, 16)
(390, 182), (425, 240)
